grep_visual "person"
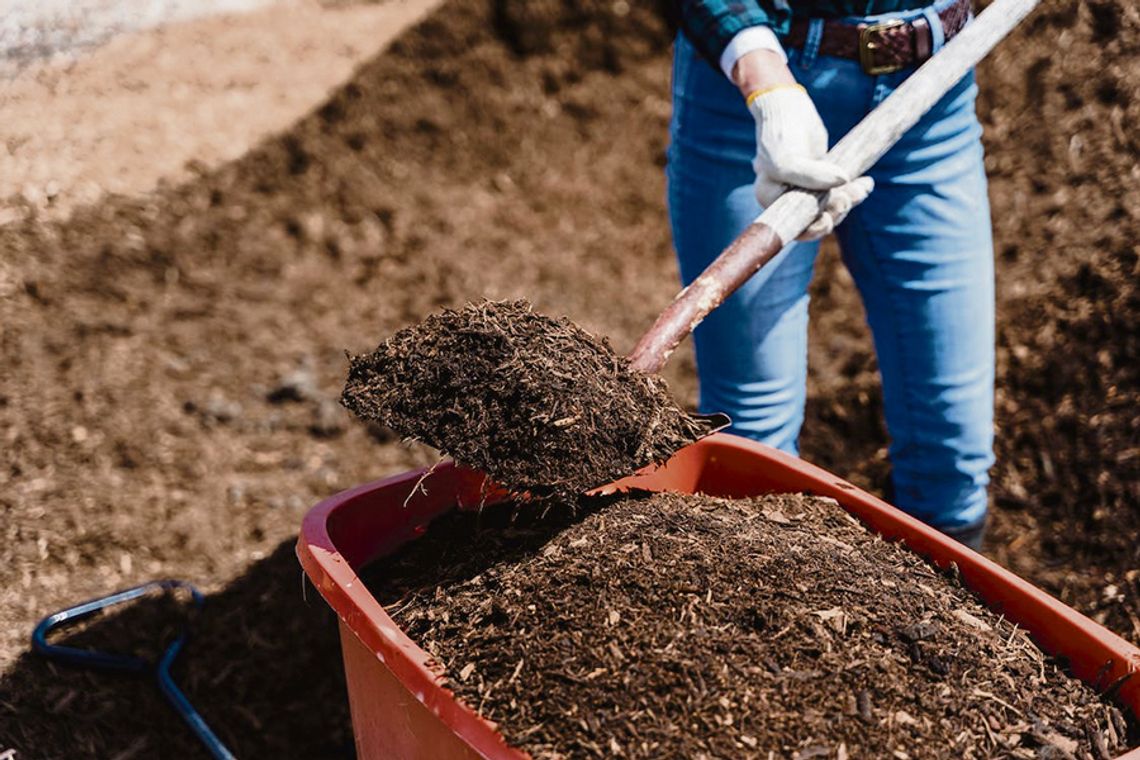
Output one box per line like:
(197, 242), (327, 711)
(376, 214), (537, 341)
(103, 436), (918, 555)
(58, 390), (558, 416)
(669, 0), (992, 549)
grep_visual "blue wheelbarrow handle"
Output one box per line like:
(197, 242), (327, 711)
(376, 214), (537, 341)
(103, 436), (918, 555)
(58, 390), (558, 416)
(32, 579), (202, 671)
(158, 634), (237, 760)
(32, 580), (236, 760)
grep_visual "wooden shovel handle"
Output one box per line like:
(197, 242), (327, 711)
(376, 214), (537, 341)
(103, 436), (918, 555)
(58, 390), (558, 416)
(628, 0), (1040, 375)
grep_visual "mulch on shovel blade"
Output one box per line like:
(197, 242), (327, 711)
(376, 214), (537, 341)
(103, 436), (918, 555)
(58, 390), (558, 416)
(366, 491), (1136, 760)
(341, 299), (717, 497)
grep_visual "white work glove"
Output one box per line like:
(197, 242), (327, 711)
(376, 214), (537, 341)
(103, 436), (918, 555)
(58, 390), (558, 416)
(748, 84), (874, 241)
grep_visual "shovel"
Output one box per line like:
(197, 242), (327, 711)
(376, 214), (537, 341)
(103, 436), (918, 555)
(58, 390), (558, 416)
(627, 0), (1040, 376)
(342, 0), (1039, 498)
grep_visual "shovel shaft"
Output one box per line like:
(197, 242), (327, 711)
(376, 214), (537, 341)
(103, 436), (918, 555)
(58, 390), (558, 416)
(628, 0), (1040, 375)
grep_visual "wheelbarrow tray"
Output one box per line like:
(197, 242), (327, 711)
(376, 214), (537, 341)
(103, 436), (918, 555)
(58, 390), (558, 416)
(297, 433), (1140, 759)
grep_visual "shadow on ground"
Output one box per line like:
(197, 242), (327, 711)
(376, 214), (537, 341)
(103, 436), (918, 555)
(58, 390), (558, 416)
(0, 540), (353, 760)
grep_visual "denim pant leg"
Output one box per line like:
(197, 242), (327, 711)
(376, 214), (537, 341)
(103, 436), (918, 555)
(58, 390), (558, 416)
(667, 34), (819, 455)
(668, 20), (994, 530)
(834, 71), (995, 530)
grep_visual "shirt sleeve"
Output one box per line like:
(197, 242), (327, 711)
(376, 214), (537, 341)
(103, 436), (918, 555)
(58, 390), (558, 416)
(676, 0), (794, 76)
(718, 26), (786, 79)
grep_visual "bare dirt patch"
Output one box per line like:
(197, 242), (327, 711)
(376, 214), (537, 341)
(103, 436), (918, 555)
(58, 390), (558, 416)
(0, 0), (441, 223)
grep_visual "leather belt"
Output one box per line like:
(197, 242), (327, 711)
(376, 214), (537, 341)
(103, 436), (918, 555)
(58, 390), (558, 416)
(783, 0), (972, 75)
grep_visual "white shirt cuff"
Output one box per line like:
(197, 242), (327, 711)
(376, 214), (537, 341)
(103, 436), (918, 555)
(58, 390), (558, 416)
(719, 26), (787, 80)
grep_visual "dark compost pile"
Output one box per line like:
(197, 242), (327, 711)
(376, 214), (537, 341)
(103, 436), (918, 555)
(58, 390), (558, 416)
(342, 300), (718, 496)
(367, 491), (1137, 759)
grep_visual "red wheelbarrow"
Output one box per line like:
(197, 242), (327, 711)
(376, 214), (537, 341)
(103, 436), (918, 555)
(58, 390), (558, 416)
(297, 433), (1140, 759)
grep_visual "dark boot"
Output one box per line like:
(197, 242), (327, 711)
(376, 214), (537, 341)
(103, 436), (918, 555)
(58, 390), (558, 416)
(882, 474), (987, 551)
(938, 518), (987, 552)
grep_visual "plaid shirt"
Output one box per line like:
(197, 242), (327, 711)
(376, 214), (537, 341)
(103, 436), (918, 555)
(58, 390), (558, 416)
(677, 0), (933, 69)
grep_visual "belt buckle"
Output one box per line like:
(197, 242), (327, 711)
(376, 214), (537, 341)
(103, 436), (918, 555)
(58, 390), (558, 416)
(859, 18), (907, 75)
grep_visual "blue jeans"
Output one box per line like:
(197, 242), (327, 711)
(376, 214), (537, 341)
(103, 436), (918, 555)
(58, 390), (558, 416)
(666, 7), (994, 530)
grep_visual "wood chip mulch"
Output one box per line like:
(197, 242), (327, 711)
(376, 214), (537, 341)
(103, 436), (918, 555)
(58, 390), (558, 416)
(367, 491), (1136, 759)
(342, 299), (718, 498)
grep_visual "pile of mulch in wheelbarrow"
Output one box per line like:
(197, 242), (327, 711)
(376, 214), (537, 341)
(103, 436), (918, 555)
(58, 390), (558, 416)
(367, 490), (1136, 759)
(342, 299), (719, 497)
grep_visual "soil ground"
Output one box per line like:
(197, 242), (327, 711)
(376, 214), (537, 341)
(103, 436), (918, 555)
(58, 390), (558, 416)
(0, 0), (278, 75)
(1, 0), (1137, 757)
(369, 490), (1134, 759)
(0, 0), (442, 223)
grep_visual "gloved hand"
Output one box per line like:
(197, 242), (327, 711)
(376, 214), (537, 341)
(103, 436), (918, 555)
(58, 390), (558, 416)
(747, 84), (874, 241)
